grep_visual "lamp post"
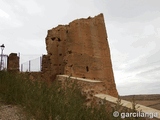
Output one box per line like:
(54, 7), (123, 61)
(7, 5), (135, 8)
(0, 44), (5, 70)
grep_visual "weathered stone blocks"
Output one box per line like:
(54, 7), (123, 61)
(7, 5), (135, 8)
(42, 13), (118, 97)
(7, 53), (19, 72)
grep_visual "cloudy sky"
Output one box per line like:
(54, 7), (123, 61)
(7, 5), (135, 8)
(0, 0), (160, 95)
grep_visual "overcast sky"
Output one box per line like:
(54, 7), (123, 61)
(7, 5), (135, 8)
(0, 0), (160, 95)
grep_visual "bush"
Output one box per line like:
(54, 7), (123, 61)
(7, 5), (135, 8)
(0, 71), (146, 120)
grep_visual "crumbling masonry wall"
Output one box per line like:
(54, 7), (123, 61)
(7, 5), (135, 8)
(42, 13), (118, 97)
(7, 53), (19, 72)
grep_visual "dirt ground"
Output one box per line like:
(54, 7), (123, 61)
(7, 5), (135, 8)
(0, 99), (34, 120)
(121, 94), (160, 110)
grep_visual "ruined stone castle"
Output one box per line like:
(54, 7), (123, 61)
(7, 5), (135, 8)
(42, 13), (118, 97)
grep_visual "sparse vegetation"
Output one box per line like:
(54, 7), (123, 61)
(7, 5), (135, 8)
(0, 71), (148, 120)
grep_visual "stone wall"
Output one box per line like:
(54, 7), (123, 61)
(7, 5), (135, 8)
(41, 55), (54, 82)
(7, 53), (19, 72)
(42, 13), (118, 97)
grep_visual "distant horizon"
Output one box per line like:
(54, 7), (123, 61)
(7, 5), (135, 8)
(120, 93), (160, 96)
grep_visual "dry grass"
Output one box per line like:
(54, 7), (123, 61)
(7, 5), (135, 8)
(0, 71), (148, 120)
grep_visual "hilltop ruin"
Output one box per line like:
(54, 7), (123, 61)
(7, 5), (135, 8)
(42, 13), (118, 97)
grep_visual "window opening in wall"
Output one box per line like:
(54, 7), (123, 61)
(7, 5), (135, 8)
(58, 38), (61, 42)
(68, 50), (72, 54)
(86, 66), (89, 72)
(51, 37), (56, 41)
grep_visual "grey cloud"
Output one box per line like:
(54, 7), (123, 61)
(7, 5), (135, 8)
(117, 80), (160, 95)
(95, 0), (160, 23)
(134, 66), (160, 82)
(131, 35), (160, 49)
(124, 49), (160, 73)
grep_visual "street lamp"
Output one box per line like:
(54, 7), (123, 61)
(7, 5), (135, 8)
(0, 44), (5, 70)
